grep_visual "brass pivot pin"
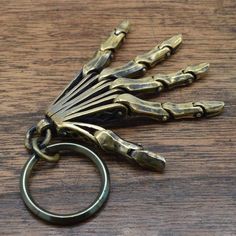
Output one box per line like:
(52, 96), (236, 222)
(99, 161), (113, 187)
(21, 20), (224, 225)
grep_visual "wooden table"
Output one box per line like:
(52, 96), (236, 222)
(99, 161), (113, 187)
(1, 0), (235, 235)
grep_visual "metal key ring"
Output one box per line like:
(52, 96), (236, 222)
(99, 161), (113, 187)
(20, 142), (110, 225)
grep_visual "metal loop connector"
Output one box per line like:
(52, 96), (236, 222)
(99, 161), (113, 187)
(25, 124), (58, 162)
(20, 142), (110, 225)
(32, 137), (60, 162)
(25, 126), (52, 151)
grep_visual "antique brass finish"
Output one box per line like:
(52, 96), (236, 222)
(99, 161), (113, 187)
(20, 143), (110, 225)
(83, 20), (130, 76)
(98, 34), (182, 80)
(110, 63), (209, 93)
(94, 129), (166, 171)
(21, 20), (224, 225)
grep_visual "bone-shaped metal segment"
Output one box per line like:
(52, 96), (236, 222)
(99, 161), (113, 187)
(94, 129), (166, 171)
(114, 94), (224, 120)
(134, 34), (182, 67)
(110, 63), (209, 93)
(98, 34), (182, 81)
(83, 20), (130, 76)
(41, 20), (225, 173)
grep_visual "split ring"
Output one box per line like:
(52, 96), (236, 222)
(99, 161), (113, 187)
(20, 142), (110, 225)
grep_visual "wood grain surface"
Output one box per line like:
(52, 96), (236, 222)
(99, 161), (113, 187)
(0, 0), (236, 235)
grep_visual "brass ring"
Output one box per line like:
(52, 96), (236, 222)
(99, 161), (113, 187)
(20, 142), (110, 225)
(25, 126), (52, 151)
(32, 137), (60, 162)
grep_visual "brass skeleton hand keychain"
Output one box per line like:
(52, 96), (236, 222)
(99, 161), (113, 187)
(20, 21), (224, 225)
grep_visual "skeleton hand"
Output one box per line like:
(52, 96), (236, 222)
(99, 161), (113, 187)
(31, 21), (224, 171)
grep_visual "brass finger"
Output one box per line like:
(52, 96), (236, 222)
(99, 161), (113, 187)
(94, 129), (166, 172)
(83, 20), (130, 76)
(98, 34), (182, 81)
(114, 93), (224, 121)
(110, 63), (209, 94)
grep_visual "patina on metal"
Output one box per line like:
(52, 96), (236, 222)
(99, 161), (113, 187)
(20, 143), (109, 225)
(21, 20), (224, 225)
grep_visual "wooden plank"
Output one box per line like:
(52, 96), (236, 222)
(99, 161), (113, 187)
(0, 0), (235, 235)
